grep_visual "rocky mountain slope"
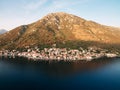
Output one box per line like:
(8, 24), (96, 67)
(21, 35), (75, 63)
(0, 12), (120, 50)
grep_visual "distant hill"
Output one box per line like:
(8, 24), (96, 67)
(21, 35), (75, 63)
(0, 12), (120, 50)
(0, 29), (7, 34)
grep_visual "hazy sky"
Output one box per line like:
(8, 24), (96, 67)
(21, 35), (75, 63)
(0, 0), (120, 30)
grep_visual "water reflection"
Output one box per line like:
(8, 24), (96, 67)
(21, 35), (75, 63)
(0, 57), (115, 77)
(0, 57), (120, 90)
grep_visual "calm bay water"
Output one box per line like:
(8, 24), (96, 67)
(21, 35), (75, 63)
(0, 57), (120, 90)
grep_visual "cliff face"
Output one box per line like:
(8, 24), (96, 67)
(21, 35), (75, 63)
(0, 12), (120, 49)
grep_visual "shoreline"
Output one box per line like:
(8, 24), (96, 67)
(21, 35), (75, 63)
(0, 55), (119, 64)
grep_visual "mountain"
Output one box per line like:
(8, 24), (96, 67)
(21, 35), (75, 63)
(0, 29), (7, 34)
(0, 12), (120, 50)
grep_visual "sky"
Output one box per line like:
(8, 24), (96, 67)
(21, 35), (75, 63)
(0, 0), (120, 30)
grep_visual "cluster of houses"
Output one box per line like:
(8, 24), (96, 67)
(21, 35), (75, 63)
(0, 47), (118, 61)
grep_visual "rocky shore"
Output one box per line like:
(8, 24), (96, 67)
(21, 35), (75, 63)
(0, 47), (118, 61)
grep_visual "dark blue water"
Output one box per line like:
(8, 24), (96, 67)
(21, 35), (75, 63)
(0, 57), (120, 90)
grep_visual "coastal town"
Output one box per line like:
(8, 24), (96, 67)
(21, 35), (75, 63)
(0, 46), (118, 61)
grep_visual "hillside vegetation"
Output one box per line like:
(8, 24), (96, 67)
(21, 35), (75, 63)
(0, 12), (120, 51)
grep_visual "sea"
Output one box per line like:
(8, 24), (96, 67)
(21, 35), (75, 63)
(0, 57), (120, 90)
